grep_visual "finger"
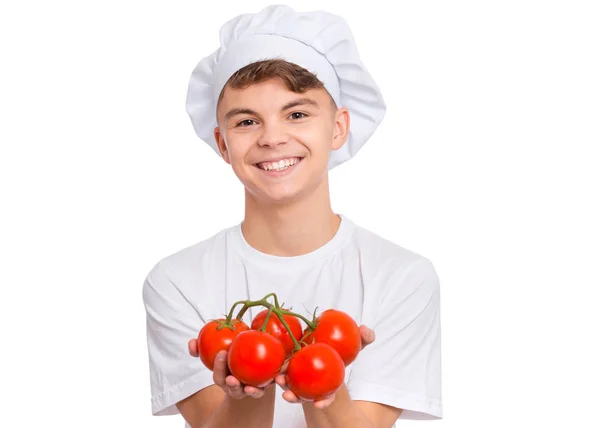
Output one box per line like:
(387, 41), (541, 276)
(244, 385), (265, 398)
(359, 325), (375, 341)
(275, 374), (289, 390)
(359, 325), (376, 348)
(225, 375), (240, 388)
(282, 389), (302, 403)
(212, 351), (228, 386)
(188, 339), (199, 357)
(314, 394), (336, 409)
(227, 384), (246, 399)
(243, 385), (259, 395)
(225, 376), (246, 399)
(279, 359), (290, 373)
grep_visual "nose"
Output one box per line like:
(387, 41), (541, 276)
(257, 120), (288, 148)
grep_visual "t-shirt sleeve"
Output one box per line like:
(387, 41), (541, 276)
(142, 260), (214, 416)
(347, 257), (443, 420)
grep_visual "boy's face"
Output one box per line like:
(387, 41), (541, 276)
(214, 78), (349, 204)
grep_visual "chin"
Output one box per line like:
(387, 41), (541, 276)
(239, 162), (325, 204)
(257, 188), (304, 205)
(241, 180), (303, 205)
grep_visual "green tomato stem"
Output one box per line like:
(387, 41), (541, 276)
(235, 298), (268, 319)
(262, 292), (276, 304)
(279, 308), (317, 330)
(228, 293), (317, 349)
(262, 292), (281, 309)
(271, 308), (302, 352)
(261, 306), (274, 332)
(225, 300), (248, 324)
(272, 294), (281, 309)
(234, 292), (278, 319)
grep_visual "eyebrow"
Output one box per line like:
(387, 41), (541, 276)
(224, 98), (319, 121)
(281, 98), (319, 111)
(224, 108), (257, 121)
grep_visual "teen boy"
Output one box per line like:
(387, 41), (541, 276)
(143, 5), (442, 428)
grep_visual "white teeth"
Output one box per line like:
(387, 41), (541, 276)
(258, 157), (300, 171)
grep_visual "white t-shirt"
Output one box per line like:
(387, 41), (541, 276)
(143, 214), (442, 427)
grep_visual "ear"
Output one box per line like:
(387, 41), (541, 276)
(213, 126), (231, 164)
(331, 107), (350, 150)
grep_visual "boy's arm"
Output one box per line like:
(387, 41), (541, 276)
(143, 261), (275, 427)
(276, 258), (443, 427)
(301, 385), (401, 428)
(177, 384), (276, 428)
(277, 326), (402, 428)
(177, 347), (277, 428)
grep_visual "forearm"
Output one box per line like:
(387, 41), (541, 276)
(302, 385), (373, 428)
(202, 384), (276, 428)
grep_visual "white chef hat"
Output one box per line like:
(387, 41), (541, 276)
(185, 4), (386, 170)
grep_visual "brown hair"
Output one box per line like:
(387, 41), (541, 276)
(218, 59), (335, 106)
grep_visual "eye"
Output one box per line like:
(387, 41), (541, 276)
(236, 119), (257, 127)
(289, 112), (307, 120)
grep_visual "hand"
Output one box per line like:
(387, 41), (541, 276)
(188, 339), (271, 399)
(274, 325), (376, 409)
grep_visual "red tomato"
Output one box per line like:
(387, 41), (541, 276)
(285, 343), (345, 401)
(197, 318), (249, 371)
(251, 309), (303, 357)
(227, 330), (286, 387)
(302, 309), (362, 366)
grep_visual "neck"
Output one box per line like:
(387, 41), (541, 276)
(241, 177), (341, 257)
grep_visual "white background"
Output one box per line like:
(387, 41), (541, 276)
(1, 0), (599, 426)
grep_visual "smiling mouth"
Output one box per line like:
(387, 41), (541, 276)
(254, 157), (304, 172)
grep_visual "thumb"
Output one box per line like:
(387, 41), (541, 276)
(212, 351), (229, 386)
(188, 339), (199, 357)
(359, 325), (375, 348)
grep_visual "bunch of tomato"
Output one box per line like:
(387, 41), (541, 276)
(196, 293), (362, 401)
